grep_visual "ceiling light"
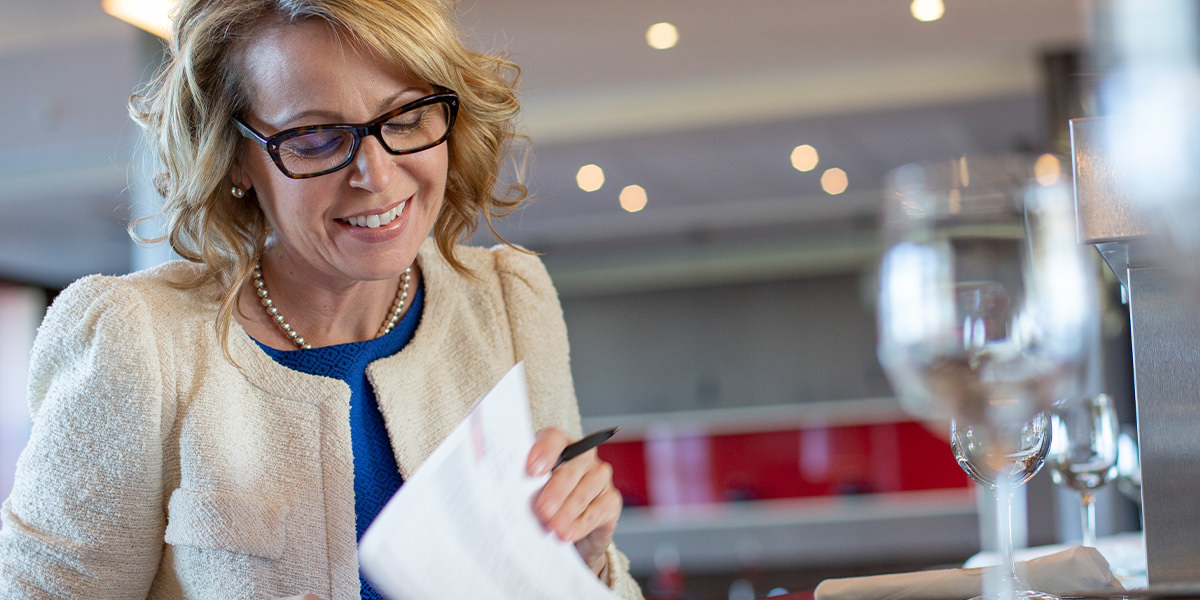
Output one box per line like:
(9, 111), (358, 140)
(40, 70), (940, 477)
(646, 22), (679, 50)
(910, 0), (945, 23)
(1034, 153), (1062, 186)
(619, 185), (648, 213)
(576, 164), (605, 192)
(820, 168), (849, 195)
(790, 144), (819, 172)
(102, 0), (176, 38)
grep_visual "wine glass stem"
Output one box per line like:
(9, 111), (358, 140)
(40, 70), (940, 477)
(985, 473), (1021, 600)
(1080, 491), (1096, 547)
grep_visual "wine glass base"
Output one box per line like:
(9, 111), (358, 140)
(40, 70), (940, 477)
(1016, 591), (1060, 600)
(969, 591), (1060, 600)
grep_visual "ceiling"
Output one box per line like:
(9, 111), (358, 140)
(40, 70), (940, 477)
(0, 0), (1087, 291)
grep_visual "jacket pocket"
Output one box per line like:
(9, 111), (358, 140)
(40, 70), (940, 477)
(164, 488), (289, 560)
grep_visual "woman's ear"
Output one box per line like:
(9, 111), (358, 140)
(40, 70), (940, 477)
(228, 159), (252, 194)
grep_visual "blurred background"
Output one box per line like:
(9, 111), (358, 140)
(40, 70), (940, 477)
(0, 0), (1141, 598)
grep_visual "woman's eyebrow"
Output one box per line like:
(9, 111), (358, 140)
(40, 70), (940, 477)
(271, 87), (429, 129)
(374, 86), (430, 113)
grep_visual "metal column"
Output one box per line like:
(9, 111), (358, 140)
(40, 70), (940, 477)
(1072, 116), (1200, 585)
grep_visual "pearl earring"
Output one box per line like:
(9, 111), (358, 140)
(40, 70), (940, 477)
(231, 186), (246, 199)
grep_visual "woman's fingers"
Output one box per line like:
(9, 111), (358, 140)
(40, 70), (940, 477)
(527, 427), (623, 575)
(544, 457), (612, 540)
(567, 477), (622, 542)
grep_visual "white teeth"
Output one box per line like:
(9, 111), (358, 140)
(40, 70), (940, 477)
(342, 201), (406, 229)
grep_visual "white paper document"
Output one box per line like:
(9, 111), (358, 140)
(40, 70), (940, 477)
(359, 363), (622, 600)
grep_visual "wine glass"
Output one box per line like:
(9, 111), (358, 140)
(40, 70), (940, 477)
(1047, 393), (1120, 548)
(950, 413), (1055, 600)
(877, 155), (1098, 600)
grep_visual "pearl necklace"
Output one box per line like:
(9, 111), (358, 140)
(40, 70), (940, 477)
(253, 261), (412, 350)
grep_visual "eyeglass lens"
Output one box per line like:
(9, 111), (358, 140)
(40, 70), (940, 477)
(275, 99), (452, 176)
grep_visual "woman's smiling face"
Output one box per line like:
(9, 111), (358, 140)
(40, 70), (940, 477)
(231, 18), (447, 286)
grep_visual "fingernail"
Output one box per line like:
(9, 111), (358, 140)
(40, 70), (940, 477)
(530, 457), (551, 475)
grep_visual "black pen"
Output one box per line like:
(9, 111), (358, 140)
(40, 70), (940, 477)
(553, 427), (619, 470)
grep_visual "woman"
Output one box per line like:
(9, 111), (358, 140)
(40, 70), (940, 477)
(0, 0), (643, 598)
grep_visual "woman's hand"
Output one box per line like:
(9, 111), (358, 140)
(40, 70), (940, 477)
(527, 427), (623, 578)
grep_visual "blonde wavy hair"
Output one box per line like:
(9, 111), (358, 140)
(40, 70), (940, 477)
(130, 0), (526, 354)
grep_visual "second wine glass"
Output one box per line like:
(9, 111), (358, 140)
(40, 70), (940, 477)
(1047, 393), (1119, 548)
(951, 413), (1056, 600)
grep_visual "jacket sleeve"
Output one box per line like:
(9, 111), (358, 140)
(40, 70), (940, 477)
(0, 275), (172, 598)
(492, 246), (583, 439)
(492, 246), (645, 600)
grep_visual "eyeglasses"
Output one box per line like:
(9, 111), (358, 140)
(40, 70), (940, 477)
(233, 90), (459, 179)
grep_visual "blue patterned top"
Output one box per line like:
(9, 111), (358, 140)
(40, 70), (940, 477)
(257, 280), (424, 600)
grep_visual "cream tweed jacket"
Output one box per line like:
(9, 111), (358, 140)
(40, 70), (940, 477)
(0, 240), (643, 600)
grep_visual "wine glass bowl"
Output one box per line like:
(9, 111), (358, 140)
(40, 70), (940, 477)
(877, 156), (1095, 431)
(951, 412), (1051, 489)
(1047, 393), (1120, 547)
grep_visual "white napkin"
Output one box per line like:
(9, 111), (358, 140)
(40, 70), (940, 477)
(965, 532), (1147, 590)
(814, 546), (1125, 600)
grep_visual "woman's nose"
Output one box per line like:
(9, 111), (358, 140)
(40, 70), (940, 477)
(347, 135), (397, 191)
